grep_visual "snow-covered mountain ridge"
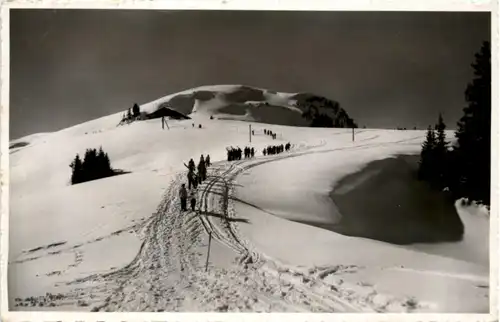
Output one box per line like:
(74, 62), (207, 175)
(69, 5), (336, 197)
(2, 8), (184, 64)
(127, 84), (357, 128)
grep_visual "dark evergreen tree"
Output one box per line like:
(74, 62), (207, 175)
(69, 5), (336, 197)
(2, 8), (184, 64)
(434, 113), (449, 187)
(71, 147), (114, 185)
(96, 146), (113, 178)
(103, 153), (112, 175)
(418, 125), (437, 182)
(82, 148), (95, 180)
(454, 41), (491, 205)
(132, 103), (140, 117)
(69, 154), (83, 184)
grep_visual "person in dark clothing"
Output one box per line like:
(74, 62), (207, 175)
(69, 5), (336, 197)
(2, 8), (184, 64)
(198, 155), (206, 181)
(187, 158), (196, 189)
(193, 173), (199, 189)
(190, 191), (196, 212)
(251, 147), (255, 158)
(188, 159), (196, 172)
(179, 184), (188, 211)
(206, 155), (211, 167)
(187, 171), (194, 189)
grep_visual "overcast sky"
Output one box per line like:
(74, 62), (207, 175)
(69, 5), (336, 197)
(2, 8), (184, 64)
(9, 9), (490, 139)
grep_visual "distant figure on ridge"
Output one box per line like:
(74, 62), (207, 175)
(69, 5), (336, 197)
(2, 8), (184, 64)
(206, 155), (211, 167)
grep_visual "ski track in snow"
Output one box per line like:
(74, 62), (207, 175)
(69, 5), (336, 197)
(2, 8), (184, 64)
(24, 137), (426, 313)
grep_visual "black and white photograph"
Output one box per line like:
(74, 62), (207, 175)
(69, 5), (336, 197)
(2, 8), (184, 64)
(1, 4), (496, 317)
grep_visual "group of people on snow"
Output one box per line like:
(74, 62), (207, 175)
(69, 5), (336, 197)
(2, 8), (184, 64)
(179, 127), (294, 211)
(263, 129), (277, 140)
(226, 146), (256, 161)
(262, 142), (291, 156)
(244, 146), (255, 159)
(226, 147), (243, 161)
(179, 154), (211, 212)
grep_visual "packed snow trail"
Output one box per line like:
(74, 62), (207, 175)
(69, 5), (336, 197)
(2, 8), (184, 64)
(61, 140), (424, 312)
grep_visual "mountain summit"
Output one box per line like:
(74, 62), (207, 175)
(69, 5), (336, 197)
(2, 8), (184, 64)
(124, 85), (357, 128)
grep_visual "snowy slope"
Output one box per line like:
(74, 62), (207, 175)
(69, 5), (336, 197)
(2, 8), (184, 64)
(7, 93), (489, 313)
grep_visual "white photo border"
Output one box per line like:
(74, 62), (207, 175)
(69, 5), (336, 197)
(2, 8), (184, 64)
(0, 1), (498, 321)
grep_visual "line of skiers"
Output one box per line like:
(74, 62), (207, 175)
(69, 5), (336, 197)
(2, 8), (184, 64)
(179, 154), (211, 211)
(263, 129), (277, 140)
(262, 142), (291, 156)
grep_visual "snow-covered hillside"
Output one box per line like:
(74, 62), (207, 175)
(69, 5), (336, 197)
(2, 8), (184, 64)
(7, 96), (489, 313)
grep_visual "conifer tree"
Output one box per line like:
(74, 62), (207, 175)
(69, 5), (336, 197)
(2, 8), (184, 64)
(104, 153), (112, 175)
(97, 147), (106, 178)
(418, 125), (437, 181)
(434, 113), (449, 187)
(70, 147), (114, 184)
(454, 41), (491, 204)
(70, 154), (83, 184)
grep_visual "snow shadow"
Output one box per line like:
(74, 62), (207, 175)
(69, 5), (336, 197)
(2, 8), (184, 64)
(300, 155), (464, 245)
(10, 141), (29, 149)
(204, 211), (250, 224)
(71, 169), (132, 186)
